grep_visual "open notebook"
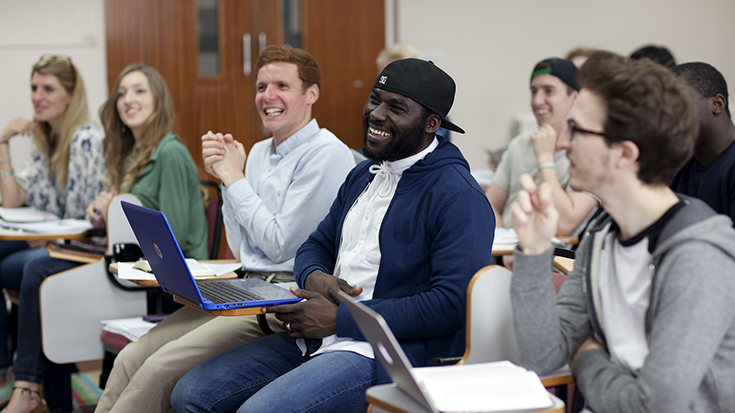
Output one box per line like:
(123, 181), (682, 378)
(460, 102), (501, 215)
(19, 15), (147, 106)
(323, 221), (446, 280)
(340, 291), (553, 413)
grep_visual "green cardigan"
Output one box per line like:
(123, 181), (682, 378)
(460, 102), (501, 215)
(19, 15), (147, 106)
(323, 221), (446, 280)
(126, 132), (208, 260)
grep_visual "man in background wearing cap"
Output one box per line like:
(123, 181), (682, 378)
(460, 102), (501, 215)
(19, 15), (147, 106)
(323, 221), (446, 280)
(486, 58), (598, 240)
(171, 58), (495, 412)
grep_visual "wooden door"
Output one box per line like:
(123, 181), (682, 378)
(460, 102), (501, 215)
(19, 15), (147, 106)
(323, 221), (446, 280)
(106, 0), (279, 175)
(302, 0), (385, 150)
(106, 0), (384, 257)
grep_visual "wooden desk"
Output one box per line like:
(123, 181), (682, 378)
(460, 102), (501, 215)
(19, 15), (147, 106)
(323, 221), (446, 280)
(366, 383), (565, 413)
(552, 256), (575, 275)
(492, 236), (578, 257)
(109, 260), (283, 317)
(0, 227), (89, 241)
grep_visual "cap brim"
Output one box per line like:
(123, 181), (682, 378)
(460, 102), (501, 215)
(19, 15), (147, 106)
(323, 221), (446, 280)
(441, 118), (465, 134)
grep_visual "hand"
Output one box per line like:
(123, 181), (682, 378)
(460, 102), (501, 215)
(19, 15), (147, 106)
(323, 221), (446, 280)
(511, 174), (558, 255)
(1, 117), (36, 142)
(570, 336), (606, 370)
(265, 288), (338, 339)
(304, 270), (363, 305)
(201, 131), (246, 186)
(85, 191), (116, 227)
(530, 124), (558, 164)
(202, 131), (225, 178)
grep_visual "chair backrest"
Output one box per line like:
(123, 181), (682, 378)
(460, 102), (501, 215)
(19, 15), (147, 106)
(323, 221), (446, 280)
(200, 180), (223, 259)
(105, 193), (143, 256)
(459, 265), (519, 365)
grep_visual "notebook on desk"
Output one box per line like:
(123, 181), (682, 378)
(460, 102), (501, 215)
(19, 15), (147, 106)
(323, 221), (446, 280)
(340, 291), (553, 413)
(121, 201), (301, 311)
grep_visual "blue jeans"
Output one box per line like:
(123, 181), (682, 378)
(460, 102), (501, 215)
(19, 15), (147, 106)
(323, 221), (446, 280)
(15, 253), (80, 384)
(171, 332), (377, 413)
(0, 240), (34, 370)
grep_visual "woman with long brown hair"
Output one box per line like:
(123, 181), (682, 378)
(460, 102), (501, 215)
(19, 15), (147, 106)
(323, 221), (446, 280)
(0, 55), (104, 411)
(4, 63), (206, 413)
(87, 62), (207, 259)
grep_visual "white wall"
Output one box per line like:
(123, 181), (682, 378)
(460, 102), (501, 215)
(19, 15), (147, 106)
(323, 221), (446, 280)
(0, 0), (107, 169)
(396, 0), (735, 170)
(2, 0), (734, 172)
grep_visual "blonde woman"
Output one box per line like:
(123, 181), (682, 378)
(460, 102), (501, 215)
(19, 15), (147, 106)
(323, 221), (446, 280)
(0, 55), (104, 411)
(5, 63), (206, 413)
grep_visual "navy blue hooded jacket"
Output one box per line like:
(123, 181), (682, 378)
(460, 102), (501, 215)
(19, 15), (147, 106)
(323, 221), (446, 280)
(295, 138), (496, 384)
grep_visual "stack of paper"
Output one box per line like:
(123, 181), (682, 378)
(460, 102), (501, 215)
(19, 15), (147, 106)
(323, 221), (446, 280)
(0, 206), (92, 234)
(117, 260), (242, 281)
(101, 317), (156, 342)
(413, 361), (552, 412)
(0, 206), (58, 222)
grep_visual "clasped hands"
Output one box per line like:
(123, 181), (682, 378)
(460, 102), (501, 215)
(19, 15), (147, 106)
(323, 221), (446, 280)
(201, 131), (247, 187)
(264, 270), (363, 340)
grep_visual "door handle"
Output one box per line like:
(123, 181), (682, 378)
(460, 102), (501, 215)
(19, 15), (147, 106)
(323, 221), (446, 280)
(258, 33), (267, 56)
(243, 33), (251, 76)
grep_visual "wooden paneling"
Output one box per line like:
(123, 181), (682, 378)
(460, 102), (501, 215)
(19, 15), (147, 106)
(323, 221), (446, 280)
(302, 0), (385, 150)
(105, 0), (262, 176)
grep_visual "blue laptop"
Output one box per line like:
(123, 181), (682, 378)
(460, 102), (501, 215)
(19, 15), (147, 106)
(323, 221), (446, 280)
(121, 201), (301, 311)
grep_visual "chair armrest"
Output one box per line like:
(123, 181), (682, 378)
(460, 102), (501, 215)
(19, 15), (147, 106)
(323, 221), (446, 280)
(540, 364), (575, 387)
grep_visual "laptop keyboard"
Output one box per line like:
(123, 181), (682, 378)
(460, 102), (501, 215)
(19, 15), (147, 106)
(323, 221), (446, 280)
(198, 281), (264, 304)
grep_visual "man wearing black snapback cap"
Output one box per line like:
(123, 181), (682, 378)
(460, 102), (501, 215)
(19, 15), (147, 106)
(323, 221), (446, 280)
(172, 58), (496, 412)
(487, 58), (599, 244)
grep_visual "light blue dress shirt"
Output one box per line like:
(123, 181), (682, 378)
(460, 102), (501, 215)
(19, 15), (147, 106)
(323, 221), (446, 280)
(221, 119), (355, 272)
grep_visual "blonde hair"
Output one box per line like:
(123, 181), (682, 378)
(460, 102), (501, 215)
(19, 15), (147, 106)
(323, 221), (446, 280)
(376, 43), (422, 72)
(99, 63), (175, 191)
(31, 56), (89, 189)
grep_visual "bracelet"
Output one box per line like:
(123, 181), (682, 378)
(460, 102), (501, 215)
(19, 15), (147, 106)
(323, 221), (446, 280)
(536, 162), (556, 173)
(0, 170), (14, 179)
(0, 138), (8, 145)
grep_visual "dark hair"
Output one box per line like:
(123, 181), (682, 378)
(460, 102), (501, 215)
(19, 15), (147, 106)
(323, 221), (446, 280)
(672, 62), (731, 119)
(578, 51), (698, 185)
(629, 45), (676, 68)
(255, 44), (321, 91)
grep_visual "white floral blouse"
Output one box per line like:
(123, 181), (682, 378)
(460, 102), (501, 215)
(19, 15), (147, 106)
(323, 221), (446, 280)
(15, 122), (105, 219)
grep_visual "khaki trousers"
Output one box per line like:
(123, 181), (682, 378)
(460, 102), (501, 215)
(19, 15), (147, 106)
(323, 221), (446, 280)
(94, 307), (284, 413)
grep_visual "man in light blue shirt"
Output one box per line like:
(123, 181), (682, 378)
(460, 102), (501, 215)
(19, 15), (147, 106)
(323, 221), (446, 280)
(95, 44), (355, 413)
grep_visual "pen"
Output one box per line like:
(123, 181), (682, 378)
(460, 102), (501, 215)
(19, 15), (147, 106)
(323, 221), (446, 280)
(90, 210), (99, 224)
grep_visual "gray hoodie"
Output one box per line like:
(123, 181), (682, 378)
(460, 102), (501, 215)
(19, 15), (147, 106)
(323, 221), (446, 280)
(511, 197), (735, 413)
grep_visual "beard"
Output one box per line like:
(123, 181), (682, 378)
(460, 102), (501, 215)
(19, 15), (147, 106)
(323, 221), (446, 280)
(362, 112), (430, 162)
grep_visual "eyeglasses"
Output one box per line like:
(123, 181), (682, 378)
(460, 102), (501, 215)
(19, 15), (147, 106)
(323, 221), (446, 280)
(567, 118), (613, 141)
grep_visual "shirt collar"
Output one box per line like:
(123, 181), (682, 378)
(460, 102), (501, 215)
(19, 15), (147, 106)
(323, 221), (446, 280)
(272, 119), (319, 157)
(381, 137), (439, 174)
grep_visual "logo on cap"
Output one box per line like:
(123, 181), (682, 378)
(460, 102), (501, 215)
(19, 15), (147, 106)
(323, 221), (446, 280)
(379, 76), (387, 84)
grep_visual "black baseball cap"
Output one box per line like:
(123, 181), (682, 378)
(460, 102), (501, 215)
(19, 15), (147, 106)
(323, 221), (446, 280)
(373, 58), (465, 134)
(531, 58), (580, 91)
